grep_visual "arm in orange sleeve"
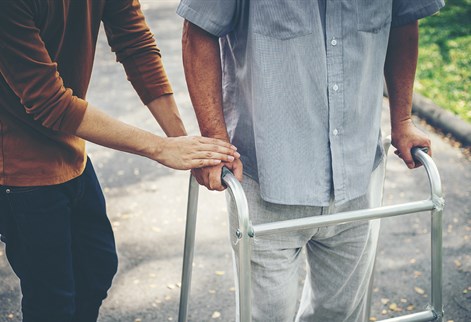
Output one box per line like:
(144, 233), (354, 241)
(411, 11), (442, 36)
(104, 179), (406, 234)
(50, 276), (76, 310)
(0, 1), (87, 133)
(0, 2), (239, 170)
(102, 0), (173, 105)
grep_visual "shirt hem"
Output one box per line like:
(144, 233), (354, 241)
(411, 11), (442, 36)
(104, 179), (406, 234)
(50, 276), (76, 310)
(0, 159), (87, 187)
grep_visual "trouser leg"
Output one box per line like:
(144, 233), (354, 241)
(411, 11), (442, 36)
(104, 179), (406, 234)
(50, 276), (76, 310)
(71, 158), (118, 322)
(0, 158), (117, 322)
(296, 158), (386, 322)
(296, 219), (380, 322)
(1, 184), (77, 322)
(227, 176), (321, 322)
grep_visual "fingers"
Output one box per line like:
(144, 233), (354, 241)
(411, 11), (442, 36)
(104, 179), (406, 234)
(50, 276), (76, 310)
(196, 141), (241, 160)
(196, 137), (238, 153)
(207, 165), (223, 191)
(192, 150), (239, 163)
(191, 159), (222, 168)
(227, 158), (243, 182)
(191, 165), (225, 191)
(394, 144), (432, 169)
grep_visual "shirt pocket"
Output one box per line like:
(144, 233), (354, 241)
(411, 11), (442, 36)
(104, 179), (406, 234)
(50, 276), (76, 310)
(356, 0), (392, 33)
(252, 0), (313, 40)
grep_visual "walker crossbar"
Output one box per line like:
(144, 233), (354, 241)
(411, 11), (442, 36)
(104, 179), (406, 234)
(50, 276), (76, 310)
(178, 148), (444, 322)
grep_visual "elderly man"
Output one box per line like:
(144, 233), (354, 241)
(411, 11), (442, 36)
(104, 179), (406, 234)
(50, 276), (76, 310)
(177, 0), (443, 321)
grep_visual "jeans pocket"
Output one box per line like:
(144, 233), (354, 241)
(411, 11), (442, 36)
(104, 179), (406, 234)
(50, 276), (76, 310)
(356, 0), (392, 33)
(252, 0), (313, 40)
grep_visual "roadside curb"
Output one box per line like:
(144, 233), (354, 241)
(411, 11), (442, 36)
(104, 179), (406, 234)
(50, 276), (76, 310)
(411, 93), (471, 147)
(384, 88), (471, 147)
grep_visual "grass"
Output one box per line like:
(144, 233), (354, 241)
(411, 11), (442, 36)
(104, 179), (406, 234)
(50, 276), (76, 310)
(415, 0), (471, 123)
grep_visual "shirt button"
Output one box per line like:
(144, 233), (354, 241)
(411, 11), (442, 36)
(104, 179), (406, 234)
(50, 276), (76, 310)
(333, 84), (339, 91)
(333, 129), (339, 136)
(331, 38), (337, 46)
(5, 188), (11, 194)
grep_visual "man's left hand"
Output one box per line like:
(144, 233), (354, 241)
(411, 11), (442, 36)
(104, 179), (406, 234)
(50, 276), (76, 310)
(391, 119), (432, 169)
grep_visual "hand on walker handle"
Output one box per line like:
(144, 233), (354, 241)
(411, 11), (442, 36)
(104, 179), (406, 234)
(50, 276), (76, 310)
(191, 158), (243, 191)
(157, 136), (240, 170)
(391, 119), (432, 169)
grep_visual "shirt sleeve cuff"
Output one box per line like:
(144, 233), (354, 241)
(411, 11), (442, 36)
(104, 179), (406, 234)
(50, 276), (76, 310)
(139, 83), (174, 106)
(176, 2), (229, 37)
(391, 0), (445, 28)
(59, 96), (89, 134)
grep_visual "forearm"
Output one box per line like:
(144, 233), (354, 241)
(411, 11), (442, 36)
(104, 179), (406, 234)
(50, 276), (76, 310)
(384, 21), (431, 168)
(182, 20), (229, 141)
(384, 21), (419, 129)
(75, 104), (163, 160)
(146, 94), (187, 137)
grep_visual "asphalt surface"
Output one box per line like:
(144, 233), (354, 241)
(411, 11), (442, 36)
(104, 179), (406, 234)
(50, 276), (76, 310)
(1, 1), (470, 321)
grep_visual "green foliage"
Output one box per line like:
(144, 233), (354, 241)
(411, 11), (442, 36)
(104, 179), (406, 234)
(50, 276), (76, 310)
(415, 0), (471, 122)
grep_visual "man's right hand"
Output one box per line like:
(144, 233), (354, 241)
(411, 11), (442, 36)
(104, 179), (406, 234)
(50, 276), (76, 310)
(191, 158), (243, 191)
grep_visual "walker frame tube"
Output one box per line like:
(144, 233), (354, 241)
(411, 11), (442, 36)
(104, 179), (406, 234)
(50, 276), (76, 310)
(178, 176), (199, 322)
(178, 148), (444, 322)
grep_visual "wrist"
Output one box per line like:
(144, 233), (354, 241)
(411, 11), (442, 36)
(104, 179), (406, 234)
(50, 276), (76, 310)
(200, 130), (230, 142)
(391, 117), (413, 131)
(145, 134), (166, 161)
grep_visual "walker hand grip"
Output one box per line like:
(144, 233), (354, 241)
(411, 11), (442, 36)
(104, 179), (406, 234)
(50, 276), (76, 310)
(411, 146), (429, 164)
(221, 166), (232, 179)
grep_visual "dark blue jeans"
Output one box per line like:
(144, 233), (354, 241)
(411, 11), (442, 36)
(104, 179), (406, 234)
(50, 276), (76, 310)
(0, 158), (118, 322)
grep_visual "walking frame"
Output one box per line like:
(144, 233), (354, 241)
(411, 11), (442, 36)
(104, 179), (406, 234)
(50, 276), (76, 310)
(178, 144), (445, 322)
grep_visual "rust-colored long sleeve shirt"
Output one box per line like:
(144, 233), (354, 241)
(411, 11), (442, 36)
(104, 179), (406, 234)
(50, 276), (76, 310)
(0, 0), (173, 186)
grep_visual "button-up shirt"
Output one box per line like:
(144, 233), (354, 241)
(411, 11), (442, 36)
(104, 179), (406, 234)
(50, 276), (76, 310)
(177, 0), (444, 206)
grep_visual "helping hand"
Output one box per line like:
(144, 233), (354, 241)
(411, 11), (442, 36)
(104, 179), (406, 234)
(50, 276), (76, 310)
(155, 136), (240, 170)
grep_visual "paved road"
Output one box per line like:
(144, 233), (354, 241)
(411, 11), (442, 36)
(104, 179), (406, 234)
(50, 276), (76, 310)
(1, 1), (470, 321)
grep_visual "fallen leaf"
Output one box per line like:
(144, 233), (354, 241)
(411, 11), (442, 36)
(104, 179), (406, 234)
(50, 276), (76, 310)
(414, 287), (425, 295)
(215, 271), (225, 276)
(211, 311), (221, 319)
(400, 298), (407, 303)
(167, 284), (175, 290)
(413, 271), (423, 278)
(380, 298), (389, 305)
(407, 305), (415, 311)
(389, 303), (398, 311)
(381, 309), (388, 315)
(454, 259), (462, 268)
(369, 317), (377, 321)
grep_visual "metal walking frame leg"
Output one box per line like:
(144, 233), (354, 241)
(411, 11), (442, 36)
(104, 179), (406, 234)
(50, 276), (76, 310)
(178, 171), (252, 322)
(230, 148), (444, 322)
(178, 147), (444, 322)
(178, 175), (199, 322)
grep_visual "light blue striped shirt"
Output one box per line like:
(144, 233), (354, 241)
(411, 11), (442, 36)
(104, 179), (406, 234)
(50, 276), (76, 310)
(177, 0), (444, 206)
